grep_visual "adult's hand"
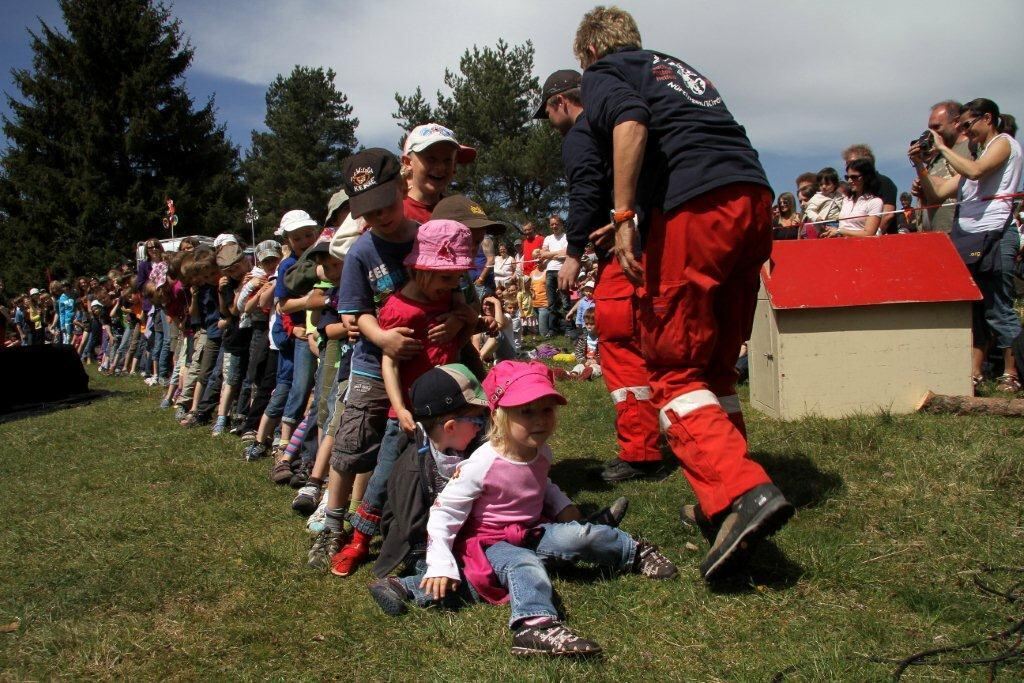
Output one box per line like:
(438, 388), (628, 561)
(588, 222), (615, 251)
(558, 255), (581, 292)
(613, 220), (643, 285)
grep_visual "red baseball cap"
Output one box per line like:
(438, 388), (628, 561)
(482, 360), (566, 410)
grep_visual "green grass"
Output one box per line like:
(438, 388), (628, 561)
(1, 366), (1023, 680)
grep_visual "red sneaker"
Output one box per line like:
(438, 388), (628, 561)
(330, 533), (370, 577)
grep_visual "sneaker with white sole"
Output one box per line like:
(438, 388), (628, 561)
(211, 416), (228, 437)
(292, 482), (322, 517)
(633, 541), (677, 579)
(306, 496), (329, 534)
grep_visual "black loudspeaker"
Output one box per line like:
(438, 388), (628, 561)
(0, 345), (90, 414)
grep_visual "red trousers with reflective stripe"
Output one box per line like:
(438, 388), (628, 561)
(641, 182), (774, 517)
(594, 256), (661, 464)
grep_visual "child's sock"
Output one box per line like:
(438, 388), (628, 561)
(325, 507), (347, 534)
(308, 476), (324, 489)
(344, 498), (360, 533)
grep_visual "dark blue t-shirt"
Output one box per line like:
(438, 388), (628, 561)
(337, 230), (414, 379)
(582, 48), (770, 215)
(274, 255), (305, 327)
(197, 284), (222, 340)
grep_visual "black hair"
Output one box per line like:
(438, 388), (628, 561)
(817, 167), (839, 186)
(962, 98), (1003, 133)
(846, 158), (881, 197)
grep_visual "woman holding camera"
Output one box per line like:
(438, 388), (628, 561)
(911, 97), (1023, 392)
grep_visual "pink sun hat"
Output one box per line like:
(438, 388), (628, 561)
(482, 360), (567, 411)
(404, 219), (474, 271)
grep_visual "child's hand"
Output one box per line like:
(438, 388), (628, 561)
(427, 313), (464, 344)
(380, 327), (423, 360)
(341, 315), (360, 342)
(292, 325), (306, 339)
(397, 408), (417, 435)
(420, 576), (460, 601)
(217, 319), (228, 330)
(480, 315), (500, 335)
(218, 276), (230, 289)
(305, 288), (327, 310)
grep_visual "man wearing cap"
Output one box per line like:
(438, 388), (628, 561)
(572, 7), (793, 581)
(536, 67), (663, 484)
(402, 123), (476, 223)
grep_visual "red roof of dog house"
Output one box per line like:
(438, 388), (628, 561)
(762, 233), (982, 310)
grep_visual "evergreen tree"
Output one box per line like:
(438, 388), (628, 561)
(393, 40), (565, 228)
(243, 66), (359, 235)
(0, 0), (243, 289)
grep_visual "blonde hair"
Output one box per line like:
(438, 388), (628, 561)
(573, 6), (642, 69)
(487, 406), (514, 451)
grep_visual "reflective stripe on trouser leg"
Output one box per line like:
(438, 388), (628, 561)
(660, 392), (770, 517)
(610, 386), (661, 464)
(716, 393), (747, 437)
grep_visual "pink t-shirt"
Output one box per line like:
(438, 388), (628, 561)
(424, 441), (572, 584)
(164, 280), (188, 322)
(376, 290), (460, 417)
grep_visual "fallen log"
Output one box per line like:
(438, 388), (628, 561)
(916, 391), (1024, 417)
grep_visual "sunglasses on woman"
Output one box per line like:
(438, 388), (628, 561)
(844, 174), (862, 181)
(957, 116), (981, 132)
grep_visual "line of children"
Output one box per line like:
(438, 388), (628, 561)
(53, 122), (687, 660)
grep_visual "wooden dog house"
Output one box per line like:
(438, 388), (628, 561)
(749, 234), (981, 420)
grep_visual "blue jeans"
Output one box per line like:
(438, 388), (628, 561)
(401, 522), (636, 628)
(974, 224), (1023, 349)
(536, 307), (550, 337)
(350, 417), (406, 535)
(156, 308), (173, 379)
(282, 339), (316, 425)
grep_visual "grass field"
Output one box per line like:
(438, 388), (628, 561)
(1, 366), (1023, 681)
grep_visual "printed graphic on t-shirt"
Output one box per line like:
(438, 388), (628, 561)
(369, 265), (398, 307)
(651, 54), (722, 108)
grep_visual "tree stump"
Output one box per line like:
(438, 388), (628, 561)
(916, 391), (1024, 417)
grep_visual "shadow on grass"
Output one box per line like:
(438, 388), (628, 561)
(549, 457), (615, 497)
(753, 450), (845, 509)
(707, 541), (805, 593)
(0, 389), (118, 425)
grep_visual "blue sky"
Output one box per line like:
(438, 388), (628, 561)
(3, 0), (1024, 201)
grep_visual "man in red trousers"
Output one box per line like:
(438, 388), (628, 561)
(571, 6), (794, 580)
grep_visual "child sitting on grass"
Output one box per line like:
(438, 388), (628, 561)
(369, 360), (676, 657)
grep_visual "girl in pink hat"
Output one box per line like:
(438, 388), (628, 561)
(332, 219), (475, 577)
(406, 359), (677, 657)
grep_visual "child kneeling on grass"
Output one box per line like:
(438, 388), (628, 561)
(368, 360), (675, 657)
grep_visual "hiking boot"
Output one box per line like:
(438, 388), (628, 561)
(587, 496), (629, 528)
(292, 482), (322, 517)
(511, 621), (602, 657)
(308, 529), (347, 570)
(240, 430), (257, 445)
(699, 484), (794, 582)
(270, 450), (294, 485)
(228, 417), (247, 436)
(174, 405), (187, 422)
(368, 577), (412, 616)
(289, 460), (312, 489)
(601, 457), (665, 483)
(680, 503), (720, 545)
(330, 533), (371, 577)
(243, 442), (269, 462)
(633, 541), (677, 579)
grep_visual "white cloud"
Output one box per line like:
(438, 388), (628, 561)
(174, 0), (1024, 166)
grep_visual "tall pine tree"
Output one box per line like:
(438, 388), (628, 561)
(243, 66), (359, 236)
(0, 0), (243, 289)
(393, 40), (565, 228)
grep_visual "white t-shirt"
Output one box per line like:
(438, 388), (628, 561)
(838, 194), (883, 235)
(542, 233), (568, 272)
(957, 134), (1023, 234)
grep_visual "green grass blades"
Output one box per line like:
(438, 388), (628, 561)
(1, 368), (1022, 680)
